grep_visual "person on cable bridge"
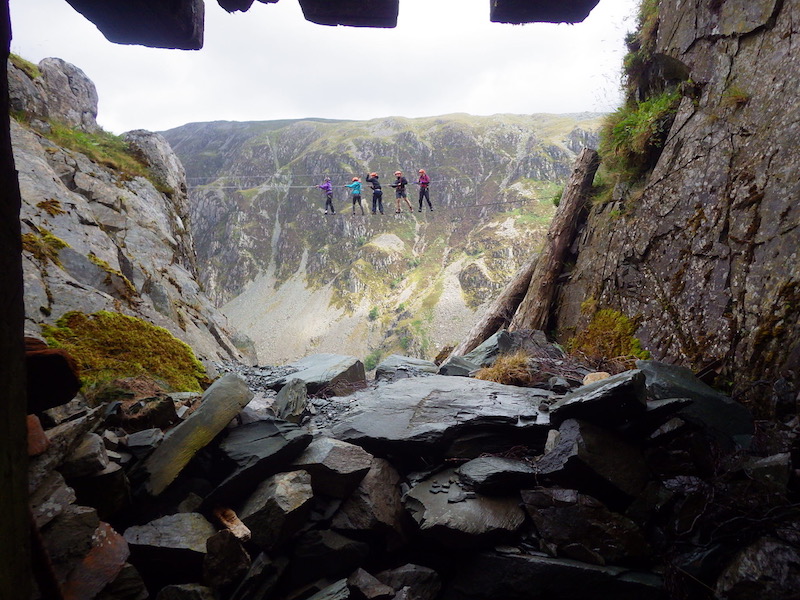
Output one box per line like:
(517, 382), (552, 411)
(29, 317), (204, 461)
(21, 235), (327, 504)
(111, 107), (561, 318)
(390, 170), (412, 213)
(344, 177), (365, 215)
(365, 172), (384, 215)
(417, 169), (433, 212)
(317, 176), (335, 215)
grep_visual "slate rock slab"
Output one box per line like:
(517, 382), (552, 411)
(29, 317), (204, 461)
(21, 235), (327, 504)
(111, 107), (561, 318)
(269, 354), (367, 396)
(443, 551), (665, 600)
(203, 419), (312, 509)
(289, 436), (373, 498)
(715, 536), (800, 600)
(272, 377), (309, 423)
(376, 564), (442, 600)
(636, 360), (753, 448)
(240, 470), (314, 551)
(289, 530), (370, 586)
(124, 513), (216, 590)
(521, 487), (651, 565)
(375, 354), (438, 381)
(535, 419), (648, 510)
(331, 457), (406, 549)
(136, 374), (253, 497)
(404, 468), (525, 548)
(61, 522), (130, 600)
(461, 329), (514, 367)
(437, 356), (480, 377)
(330, 375), (551, 458)
(549, 369), (647, 428)
(457, 456), (537, 495)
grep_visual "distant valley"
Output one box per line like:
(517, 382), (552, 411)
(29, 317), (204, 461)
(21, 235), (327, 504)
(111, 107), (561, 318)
(162, 113), (602, 365)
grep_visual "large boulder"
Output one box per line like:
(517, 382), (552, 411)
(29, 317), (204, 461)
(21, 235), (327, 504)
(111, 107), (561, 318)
(534, 419), (648, 510)
(549, 370), (647, 428)
(403, 468), (525, 548)
(289, 436), (373, 498)
(37, 58), (99, 132)
(331, 457), (406, 548)
(203, 419), (312, 508)
(134, 374), (253, 497)
(124, 513), (216, 590)
(269, 354), (367, 396)
(636, 361), (753, 448)
(714, 536), (800, 600)
(521, 487), (651, 565)
(330, 375), (551, 459)
(239, 470), (315, 551)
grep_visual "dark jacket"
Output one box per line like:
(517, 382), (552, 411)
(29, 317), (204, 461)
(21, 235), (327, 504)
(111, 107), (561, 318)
(366, 175), (381, 190)
(391, 176), (408, 192)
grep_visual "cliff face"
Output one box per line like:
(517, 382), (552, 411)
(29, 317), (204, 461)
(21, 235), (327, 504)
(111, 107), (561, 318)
(10, 57), (256, 368)
(164, 114), (600, 363)
(552, 0), (799, 389)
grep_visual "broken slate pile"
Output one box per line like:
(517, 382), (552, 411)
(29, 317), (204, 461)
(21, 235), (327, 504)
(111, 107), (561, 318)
(25, 344), (800, 600)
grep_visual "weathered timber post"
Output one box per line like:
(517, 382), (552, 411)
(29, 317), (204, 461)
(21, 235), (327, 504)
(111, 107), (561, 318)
(0, 0), (32, 596)
(509, 148), (599, 332)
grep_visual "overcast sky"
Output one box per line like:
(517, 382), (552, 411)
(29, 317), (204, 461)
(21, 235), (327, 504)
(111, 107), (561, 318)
(9, 0), (639, 134)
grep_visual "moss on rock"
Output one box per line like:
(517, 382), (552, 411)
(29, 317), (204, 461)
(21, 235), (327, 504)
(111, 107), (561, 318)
(42, 310), (208, 399)
(568, 308), (651, 362)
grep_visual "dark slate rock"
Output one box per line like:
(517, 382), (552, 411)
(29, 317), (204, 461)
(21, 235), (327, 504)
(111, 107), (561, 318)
(272, 377), (309, 423)
(404, 468), (525, 548)
(229, 554), (288, 600)
(375, 354), (438, 381)
(124, 513), (215, 590)
(239, 470), (314, 551)
(330, 375), (551, 459)
(636, 360), (753, 448)
(549, 369), (647, 429)
(41, 504), (100, 571)
(347, 568), (395, 600)
(59, 522), (131, 600)
(155, 584), (216, 600)
(306, 579), (351, 600)
(715, 536), (800, 600)
(437, 356), (480, 377)
(619, 397), (694, 438)
(59, 433), (109, 481)
(534, 419), (648, 510)
(442, 552), (665, 600)
(521, 487), (651, 565)
(95, 562), (148, 600)
(69, 461), (130, 521)
(119, 397), (179, 433)
(136, 374), (253, 497)
(202, 419), (312, 509)
(30, 470), (76, 529)
(742, 453), (792, 494)
(203, 529), (251, 590)
(461, 329), (514, 367)
(125, 428), (164, 460)
(268, 353), (367, 396)
(375, 564), (442, 600)
(289, 436), (373, 498)
(289, 530), (370, 586)
(331, 457), (406, 549)
(456, 456), (537, 495)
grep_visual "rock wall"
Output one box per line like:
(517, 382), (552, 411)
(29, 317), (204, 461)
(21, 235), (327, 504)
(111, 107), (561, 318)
(9, 57), (256, 367)
(552, 0), (799, 390)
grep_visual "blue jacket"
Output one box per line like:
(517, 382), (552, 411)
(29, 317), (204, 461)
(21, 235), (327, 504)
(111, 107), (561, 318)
(345, 181), (362, 195)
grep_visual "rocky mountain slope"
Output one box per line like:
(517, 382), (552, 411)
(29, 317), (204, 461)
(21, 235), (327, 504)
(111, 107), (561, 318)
(163, 114), (601, 364)
(9, 56), (256, 370)
(543, 0), (800, 393)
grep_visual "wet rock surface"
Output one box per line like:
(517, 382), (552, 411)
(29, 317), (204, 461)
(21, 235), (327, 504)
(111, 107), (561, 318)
(26, 342), (799, 600)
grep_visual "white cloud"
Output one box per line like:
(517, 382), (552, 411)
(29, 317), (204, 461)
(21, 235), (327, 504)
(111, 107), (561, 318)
(9, 0), (638, 133)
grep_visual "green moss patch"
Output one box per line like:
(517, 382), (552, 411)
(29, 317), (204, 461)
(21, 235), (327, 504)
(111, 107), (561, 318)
(568, 308), (651, 362)
(22, 229), (69, 266)
(42, 310), (207, 398)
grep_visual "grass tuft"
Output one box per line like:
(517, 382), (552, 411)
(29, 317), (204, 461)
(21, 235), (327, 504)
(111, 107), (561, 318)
(475, 351), (536, 386)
